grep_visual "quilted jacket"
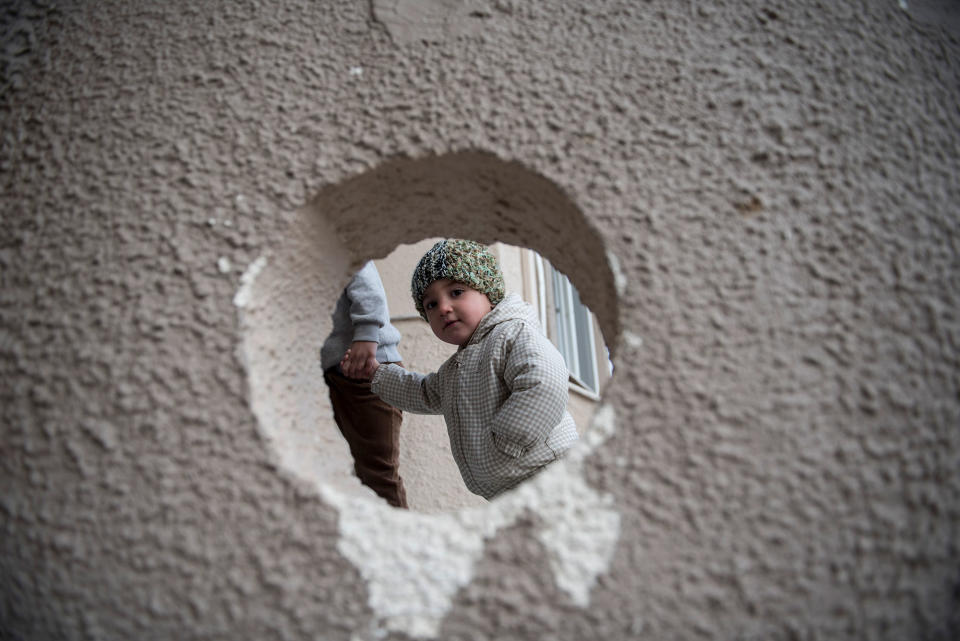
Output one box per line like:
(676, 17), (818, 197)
(372, 293), (578, 499)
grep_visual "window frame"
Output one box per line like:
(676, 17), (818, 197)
(529, 252), (605, 396)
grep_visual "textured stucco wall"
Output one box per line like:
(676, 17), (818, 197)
(2, 0), (959, 640)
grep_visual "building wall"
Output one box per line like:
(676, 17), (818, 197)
(2, 1), (959, 640)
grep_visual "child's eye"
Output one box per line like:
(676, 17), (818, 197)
(424, 300), (436, 310)
(451, 288), (464, 297)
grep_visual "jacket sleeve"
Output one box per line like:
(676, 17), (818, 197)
(371, 363), (444, 415)
(345, 261), (390, 343)
(490, 325), (570, 457)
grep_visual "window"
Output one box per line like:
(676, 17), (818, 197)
(551, 269), (599, 392)
(528, 252), (607, 396)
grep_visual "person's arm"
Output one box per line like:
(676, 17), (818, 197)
(346, 262), (391, 330)
(489, 326), (570, 457)
(371, 363), (444, 415)
(346, 260), (391, 342)
(340, 262), (392, 379)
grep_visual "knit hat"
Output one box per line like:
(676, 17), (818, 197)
(411, 239), (505, 320)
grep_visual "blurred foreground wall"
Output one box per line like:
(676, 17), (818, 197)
(2, 1), (958, 639)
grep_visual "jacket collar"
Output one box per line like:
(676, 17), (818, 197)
(459, 293), (539, 349)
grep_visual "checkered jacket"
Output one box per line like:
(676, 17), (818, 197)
(372, 293), (578, 499)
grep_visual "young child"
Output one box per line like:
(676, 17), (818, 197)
(342, 240), (578, 500)
(321, 261), (408, 508)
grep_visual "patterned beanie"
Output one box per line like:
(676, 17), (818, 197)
(411, 239), (505, 320)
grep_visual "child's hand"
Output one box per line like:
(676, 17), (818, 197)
(340, 341), (380, 380)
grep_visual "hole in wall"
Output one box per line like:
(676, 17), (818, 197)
(235, 151), (621, 512)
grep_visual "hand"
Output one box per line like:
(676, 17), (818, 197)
(340, 341), (380, 380)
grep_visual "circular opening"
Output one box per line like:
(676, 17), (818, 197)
(237, 151), (621, 509)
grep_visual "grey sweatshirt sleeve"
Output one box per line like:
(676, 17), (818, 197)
(319, 261), (403, 370)
(346, 261), (391, 343)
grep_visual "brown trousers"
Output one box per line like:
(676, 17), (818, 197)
(323, 366), (408, 508)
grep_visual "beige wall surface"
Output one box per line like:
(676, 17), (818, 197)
(2, 1), (959, 640)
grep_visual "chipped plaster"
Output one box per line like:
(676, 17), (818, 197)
(320, 440), (620, 639)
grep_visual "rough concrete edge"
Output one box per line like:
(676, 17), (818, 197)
(321, 403), (621, 639)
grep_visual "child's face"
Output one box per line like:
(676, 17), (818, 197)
(422, 279), (493, 347)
